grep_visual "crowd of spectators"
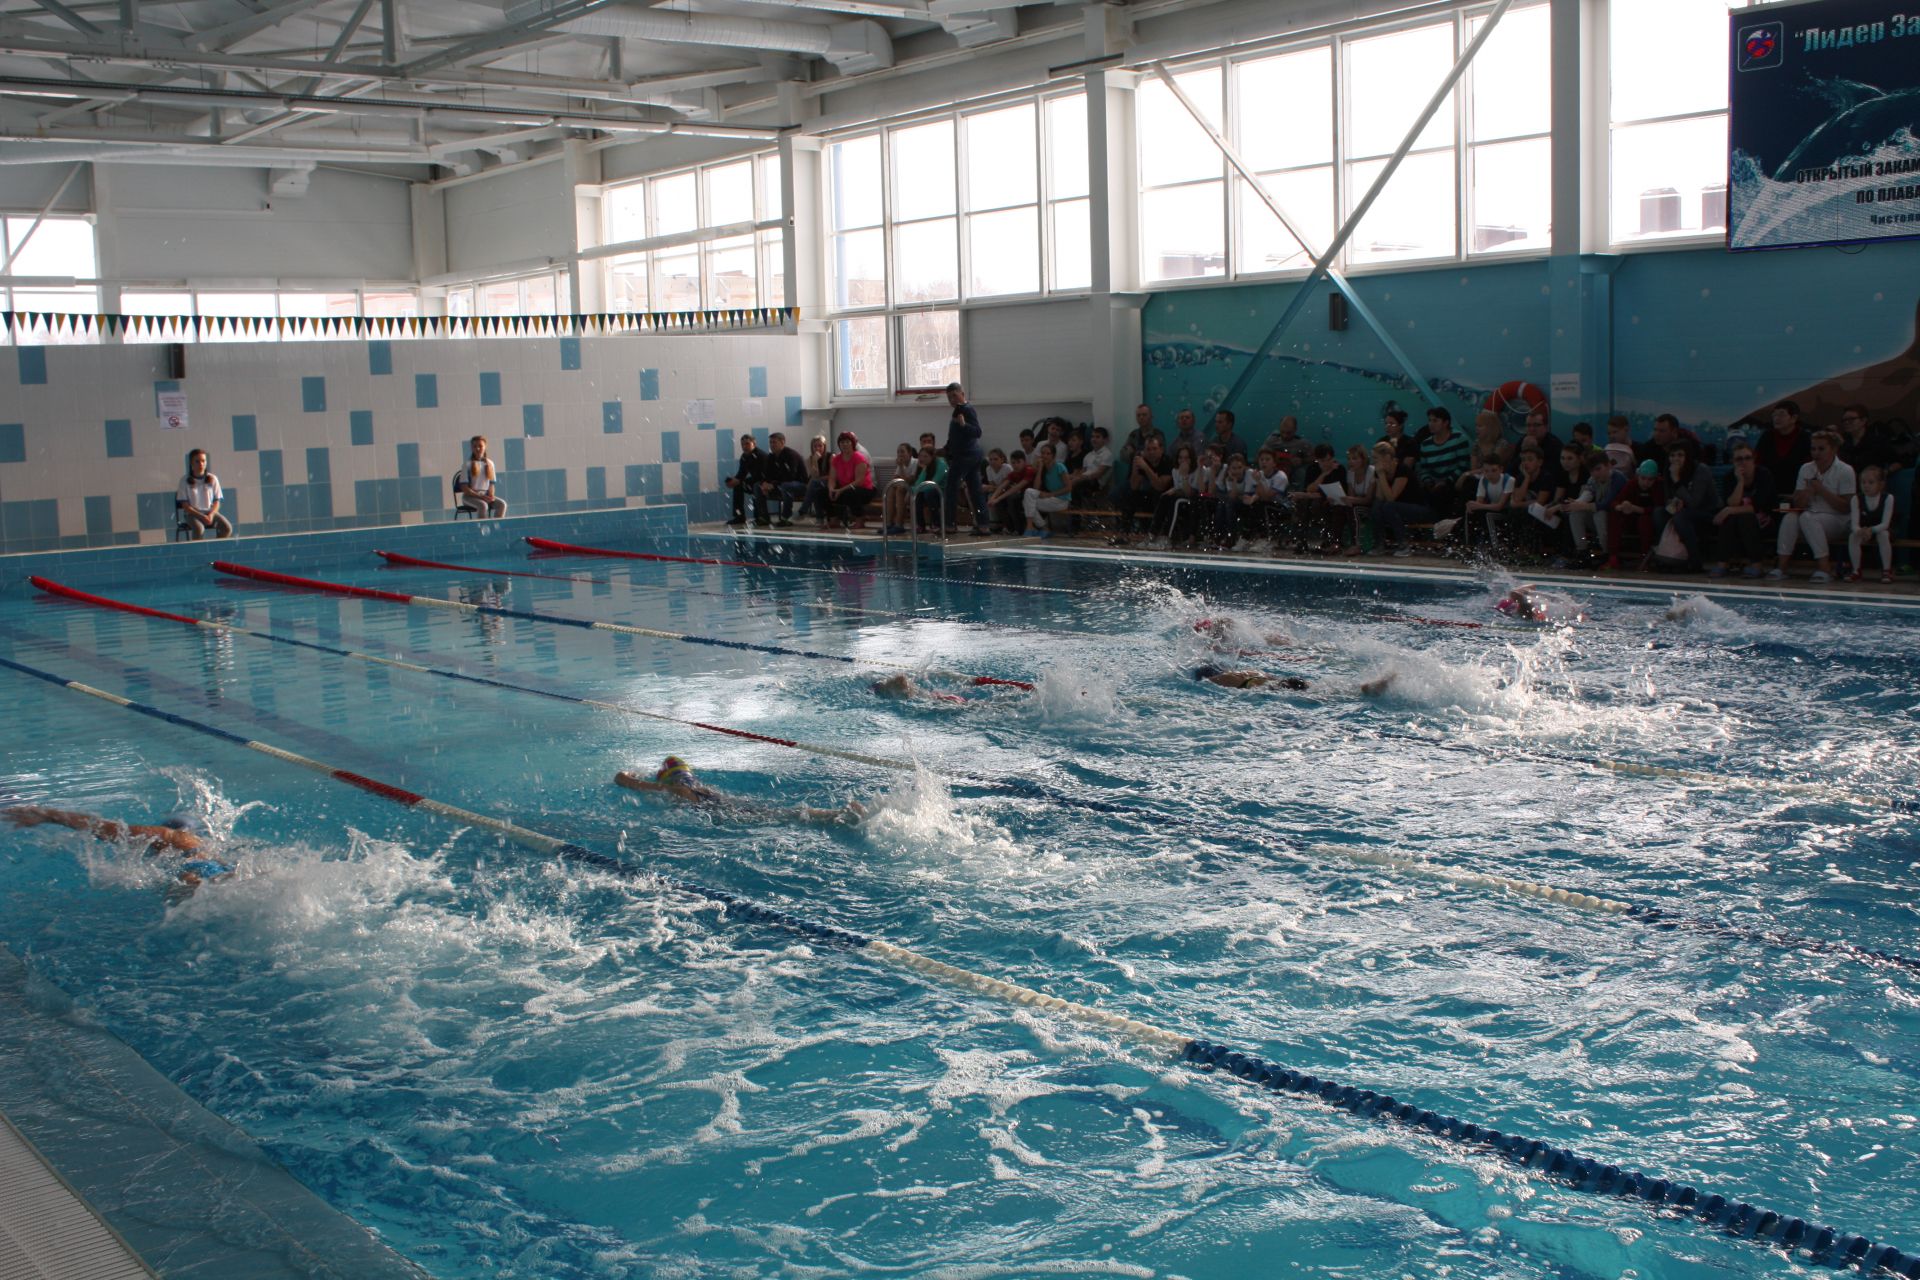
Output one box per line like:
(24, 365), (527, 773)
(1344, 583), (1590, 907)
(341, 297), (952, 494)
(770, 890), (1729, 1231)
(720, 393), (1913, 584)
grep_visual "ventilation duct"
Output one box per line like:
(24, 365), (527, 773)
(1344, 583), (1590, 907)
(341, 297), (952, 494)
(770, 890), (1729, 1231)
(502, 0), (894, 72)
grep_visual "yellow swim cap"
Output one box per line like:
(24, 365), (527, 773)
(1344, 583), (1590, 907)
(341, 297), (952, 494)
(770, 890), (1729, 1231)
(656, 755), (694, 786)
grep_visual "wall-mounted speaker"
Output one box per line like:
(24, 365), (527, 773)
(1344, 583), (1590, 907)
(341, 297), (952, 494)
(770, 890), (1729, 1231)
(1328, 293), (1349, 332)
(166, 344), (187, 379)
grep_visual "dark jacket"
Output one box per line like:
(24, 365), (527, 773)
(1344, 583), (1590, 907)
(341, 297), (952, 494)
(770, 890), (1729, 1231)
(761, 446), (807, 486)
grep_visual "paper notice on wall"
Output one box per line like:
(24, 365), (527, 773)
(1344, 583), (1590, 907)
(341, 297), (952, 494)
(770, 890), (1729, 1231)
(158, 390), (190, 431)
(744, 398), (765, 420)
(1549, 372), (1580, 402)
(686, 399), (715, 424)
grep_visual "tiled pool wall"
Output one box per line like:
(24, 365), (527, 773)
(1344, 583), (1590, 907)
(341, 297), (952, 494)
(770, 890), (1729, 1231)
(0, 332), (804, 554)
(0, 504), (687, 594)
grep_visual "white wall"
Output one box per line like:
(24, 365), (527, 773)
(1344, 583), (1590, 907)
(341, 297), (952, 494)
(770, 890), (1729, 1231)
(0, 163), (93, 215)
(442, 161), (572, 278)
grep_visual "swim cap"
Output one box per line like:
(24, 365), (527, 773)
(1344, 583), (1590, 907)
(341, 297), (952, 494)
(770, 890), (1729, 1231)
(162, 812), (210, 837)
(1495, 597), (1517, 615)
(656, 756), (695, 787)
(1637, 459), (1658, 477)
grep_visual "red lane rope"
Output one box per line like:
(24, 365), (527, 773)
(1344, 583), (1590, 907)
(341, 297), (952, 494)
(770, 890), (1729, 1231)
(377, 550), (607, 584)
(217, 561), (416, 603)
(32, 576), (204, 625)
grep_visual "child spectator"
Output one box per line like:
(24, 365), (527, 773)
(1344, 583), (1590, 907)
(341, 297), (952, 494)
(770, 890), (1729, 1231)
(1071, 426), (1114, 504)
(1292, 443), (1346, 551)
(1460, 451), (1513, 551)
(1557, 448), (1621, 565)
(1705, 442), (1777, 578)
(1509, 445), (1555, 555)
(913, 443), (949, 532)
(1122, 436), (1174, 538)
(986, 449), (1033, 533)
(1022, 442), (1071, 538)
(1771, 428), (1855, 582)
(1848, 464), (1896, 583)
(881, 443), (918, 536)
(1208, 454), (1259, 549)
(1603, 416), (1636, 474)
(983, 448), (1011, 496)
(457, 435), (506, 520)
(1153, 444), (1202, 544)
(177, 448), (235, 538)
(1363, 442), (1419, 557)
(1607, 458), (1664, 569)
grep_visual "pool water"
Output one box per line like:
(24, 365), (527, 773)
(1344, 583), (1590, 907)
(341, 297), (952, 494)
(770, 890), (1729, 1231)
(2, 540), (1917, 1279)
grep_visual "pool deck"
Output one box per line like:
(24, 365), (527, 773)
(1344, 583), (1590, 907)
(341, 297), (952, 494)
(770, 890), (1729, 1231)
(692, 522), (1920, 611)
(0, 1110), (152, 1280)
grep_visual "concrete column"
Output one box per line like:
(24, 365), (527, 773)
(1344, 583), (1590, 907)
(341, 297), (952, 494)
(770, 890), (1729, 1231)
(90, 163), (122, 320)
(783, 131), (828, 411)
(1086, 67), (1144, 436)
(1545, 0), (1614, 424)
(563, 139), (603, 313)
(409, 181), (447, 315)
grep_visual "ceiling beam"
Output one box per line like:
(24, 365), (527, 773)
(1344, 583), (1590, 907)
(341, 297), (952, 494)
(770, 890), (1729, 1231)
(187, 0), (335, 51)
(397, 0), (639, 78)
(24, 0), (101, 36)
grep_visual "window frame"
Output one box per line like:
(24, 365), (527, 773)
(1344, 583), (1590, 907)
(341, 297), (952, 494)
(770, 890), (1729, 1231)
(599, 149), (786, 315)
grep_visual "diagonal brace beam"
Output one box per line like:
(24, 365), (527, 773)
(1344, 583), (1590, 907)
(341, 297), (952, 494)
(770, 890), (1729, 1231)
(1149, 62), (1440, 410)
(0, 163), (84, 275)
(1213, 0), (1514, 418)
(25, 0), (101, 36)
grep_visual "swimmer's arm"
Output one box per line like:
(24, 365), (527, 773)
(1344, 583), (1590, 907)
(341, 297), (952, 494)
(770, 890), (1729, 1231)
(4, 806), (198, 852)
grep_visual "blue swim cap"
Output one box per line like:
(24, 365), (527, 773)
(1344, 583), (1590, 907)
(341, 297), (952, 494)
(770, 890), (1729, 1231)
(179, 858), (232, 880)
(162, 812), (210, 837)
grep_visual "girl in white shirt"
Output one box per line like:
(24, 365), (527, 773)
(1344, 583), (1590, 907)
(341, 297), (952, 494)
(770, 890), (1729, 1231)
(460, 435), (507, 518)
(1847, 464), (1896, 583)
(1327, 443), (1373, 551)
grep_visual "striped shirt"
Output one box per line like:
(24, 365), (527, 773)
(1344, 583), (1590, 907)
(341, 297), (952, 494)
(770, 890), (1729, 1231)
(1416, 429), (1471, 485)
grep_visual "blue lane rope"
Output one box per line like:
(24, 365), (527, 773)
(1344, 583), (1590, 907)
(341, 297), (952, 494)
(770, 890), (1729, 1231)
(4, 648), (1915, 1278)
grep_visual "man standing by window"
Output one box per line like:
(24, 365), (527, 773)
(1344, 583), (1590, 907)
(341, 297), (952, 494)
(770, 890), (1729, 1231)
(942, 381), (991, 536)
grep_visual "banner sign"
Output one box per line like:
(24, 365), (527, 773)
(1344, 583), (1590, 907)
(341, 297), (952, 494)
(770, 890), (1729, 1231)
(1728, 0), (1920, 251)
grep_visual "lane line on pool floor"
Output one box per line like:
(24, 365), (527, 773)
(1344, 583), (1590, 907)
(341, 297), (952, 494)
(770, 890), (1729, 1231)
(3, 649), (1914, 1280)
(211, 561), (1035, 692)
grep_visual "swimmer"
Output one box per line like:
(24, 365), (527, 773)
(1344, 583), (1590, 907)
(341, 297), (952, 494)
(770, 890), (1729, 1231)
(615, 756), (867, 826)
(1359, 671), (1400, 697)
(870, 673), (966, 704)
(1495, 584), (1586, 624)
(1191, 663), (1308, 691)
(4, 804), (233, 886)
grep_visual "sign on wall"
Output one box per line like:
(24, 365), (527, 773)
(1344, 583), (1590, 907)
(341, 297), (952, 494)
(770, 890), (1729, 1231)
(1728, 0), (1920, 251)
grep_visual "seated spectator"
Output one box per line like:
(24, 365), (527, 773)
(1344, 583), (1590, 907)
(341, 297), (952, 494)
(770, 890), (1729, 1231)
(1838, 404), (1893, 474)
(983, 447), (1011, 500)
(1362, 442), (1420, 557)
(1152, 444), (1203, 544)
(1071, 426), (1114, 503)
(1755, 399), (1813, 481)
(1260, 415), (1309, 473)
(1116, 405), (1165, 500)
(1168, 407), (1204, 460)
(1379, 408), (1420, 466)
(825, 431), (874, 528)
(1509, 410), (1563, 488)
(800, 434), (832, 525)
(1556, 448), (1622, 565)
(1473, 410), (1512, 476)
(178, 448), (236, 538)
(1508, 445), (1557, 555)
(1568, 421), (1595, 454)
(1606, 459), (1665, 569)
(1705, 441), (1777, 578)
(1771, 428), (1855, 582)
(1208, 454), (1261, 549)
(1253, 448), (1293, 542)
(1637, 413), (1703, 469)
(1291, 444), (1345, 551)
(1022, 442), (1071, 538)
(725, 433), (764, 526)
(881, 442), (918, 535)
(1460, 451), (1513, 551)
(758, 431), (807, 528)
(1122, 436), (1174, 537)
(913, 443), (950, 532)
(1209, 410), (1249, 462)
(1017, 426), (1039, 460)
(1654, 445), (1721, 571)
(1326, 443), (1373, 552)
(1848, 464), (1896, 583)
(1064, 425), (1089, 474)
(1413, 408), (1471, 515)
(986, 449), (1034, 533)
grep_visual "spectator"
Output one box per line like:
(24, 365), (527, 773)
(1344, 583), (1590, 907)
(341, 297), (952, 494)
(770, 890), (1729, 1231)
(913, 444), (950, 532)
(1705, 441), (1777, 578)
(1365, 442), (1419, 557)
(825, 431), (875, 528)
(985, 449), (1034, 534)
(800, 434), (832, 525)
(1607, 459), (1664, 569)
(1117, 404), (1164, 493)
(1848, 465), (1896, 583)
(1122, 435), (1175, 538)
(1414, 408), (1471, 515)
(1208, 453), (1260, 549)
(1064, 425), (1089, 473)
(1209, 409), (1249, 462)
(984, 447), (1011, 496)
(1261, 415), (1308, 473)
(1513, 409), (1565, 488)
(1558, 448), (1623, 565)
(1291, 443), (1344, 551)
(1473, 411), (1512, 475)
(1072, 426), (1115, 504)
(1568, 421), (1595, 454)
(725, 433), (764, 526)
(1754, 399), (1813, 481)
(1253, 448), (1293, 543)
(178, 448), (236, 538)
(1022, 442), (1071, 538)
(1540, 444), (1587, 564)
(1459, 451), (1513, 552)
(1838, 404), (1893, 474)
(1169, 408), (1203, 459)
(941, 381), (991, 536)
(1153, 443), (1203, 544)
(1018, 426), (1039, 459)
(1603, 416), (1636, 473)
(1771, 428), (1855, 582)
(1379, 408), (1420, 465)
(1509, 445), (1556, 555)
(1655, 444), (1721, 570)
(1036, 418), (1070, 471)
(1326, 443), (1373, 552)
(1638, 413), (1702, 469)
(880, 442), (919, 536)
(758, 431), (807, 528)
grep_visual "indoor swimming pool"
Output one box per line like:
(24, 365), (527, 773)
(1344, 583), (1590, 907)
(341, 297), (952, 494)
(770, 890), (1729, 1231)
(1, 531), (1916, 1280)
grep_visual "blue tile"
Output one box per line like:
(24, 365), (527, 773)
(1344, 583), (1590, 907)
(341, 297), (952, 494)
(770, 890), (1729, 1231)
(310, 484), (333, 520)
(283, 484), (310, 520)
(354, 479), (377, 517)
(258, 449), (284, 486)
(660, 430), (680, 463)
(697, 421), (716, 431)
(586, 466), (607, 502)
(717, 432), (735, 465)
(479, 371), (502, 406)
(0, 423), (23, 464)
(752, 428), (770, 449)
(232, 414), (258, 451)
(17, 347), (47, 385)
(104, 419), (133, 459)
(504, 438), (526, 472)
(135, 491), (175, 530)
(785, 395), (803, 427)
(625, 463), (661, 498)
(602, 401), (623, 434)
(639, 368), (660, 400)
(376, 478), (402, 514)
(681, 461), (702, 495)
(260, 486), (287, 523)
(415, 373), (438, 408)
(301, 376), (327, 413)
(349, 409), (374, 446)
(29, 499), (57, 540)
(559, 337), (582, 370)
(522, 404), (544, 437)
(396, 442), (420, 479)
(84, 495), (113, 536)
(548, 469), (568, 503)
(1, 501), (30, 543)
(306, 446), (331, 483)
(748, 365), (768, 397)
(368, 340), (392, 375)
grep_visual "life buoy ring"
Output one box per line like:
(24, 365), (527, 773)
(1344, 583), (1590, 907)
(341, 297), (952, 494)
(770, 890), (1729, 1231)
(1483, 380), (1550, 418)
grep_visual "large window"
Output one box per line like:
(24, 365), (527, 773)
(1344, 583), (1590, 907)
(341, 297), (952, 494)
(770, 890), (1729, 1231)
(1609, 0), (1740, 243)
(1137, 4), (1550, 283)
(116, 288), (416, 342)
(603, 152), (784, 313)
(1, 216), (99, 330)
(824, 92), (1088, 396)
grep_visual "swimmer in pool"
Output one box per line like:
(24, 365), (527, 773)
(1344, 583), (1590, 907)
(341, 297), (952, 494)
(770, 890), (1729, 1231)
(870, 673), (967, 703)
(1191, 664), (1308, 691)
(3, 804), (233, 885)
(615, 756), (868, 825)
(1496, 584), (1586, 624)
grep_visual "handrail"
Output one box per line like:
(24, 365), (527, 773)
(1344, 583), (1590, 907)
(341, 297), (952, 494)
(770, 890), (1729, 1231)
(881, 477), (910, 569)
(912, 478), (947, 580)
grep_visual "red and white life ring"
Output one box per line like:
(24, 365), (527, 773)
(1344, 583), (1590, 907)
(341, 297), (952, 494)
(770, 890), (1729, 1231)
(1483, 380), (1550, 418)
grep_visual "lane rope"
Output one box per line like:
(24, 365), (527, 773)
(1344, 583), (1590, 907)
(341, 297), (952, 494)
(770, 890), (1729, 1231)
(4, 650), (1913, 1278)
(525, 535), (1094, 597)
(212, 561), (1034, 691)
